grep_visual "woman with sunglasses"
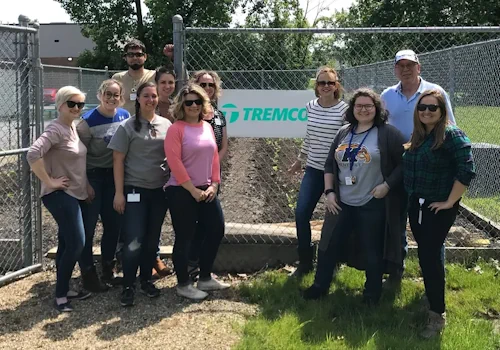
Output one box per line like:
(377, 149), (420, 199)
(76, 79), (129, 291)
(165, 84), (229, 300)
(187, 70), (228, 280)
(403, 89), (475, 338)
(27, 86), (90, 312)
(108, 82), (172, 307)
(288, 66), (349, 278)
(303, 88), (406, 306)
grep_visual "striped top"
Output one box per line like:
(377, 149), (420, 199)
(300, 99), (349, 170)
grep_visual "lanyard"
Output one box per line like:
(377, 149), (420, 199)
(347, 126), (373, 171)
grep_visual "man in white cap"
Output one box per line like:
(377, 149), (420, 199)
(380, 49), (455, 285)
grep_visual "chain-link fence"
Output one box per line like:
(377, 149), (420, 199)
(0, 18), (43, 285)
(175, 24), (500, 258)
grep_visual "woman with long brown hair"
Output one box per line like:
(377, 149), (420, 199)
(403, 89), (475, 338)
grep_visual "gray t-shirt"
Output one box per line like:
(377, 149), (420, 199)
(336, 126), (384, 206)
(108, 115), (171, 189)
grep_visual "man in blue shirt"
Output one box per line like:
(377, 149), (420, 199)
(381, 49), (455, 285)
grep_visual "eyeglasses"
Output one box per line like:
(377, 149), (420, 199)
(199, 82), (215, 88)
(416, 104), (439, 112)
(125, 52), (145, 58)
(66, 101), (85, 109)
(147, 122), (157, 138)
(184, 99), (202, 106)
(354, 104), (375, 111)
(104, 92), (121, 100)
(317, 81), (336, 87)
(396, 62), (417, 70)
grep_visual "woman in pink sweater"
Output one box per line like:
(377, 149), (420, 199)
(165, 84), (229, 300)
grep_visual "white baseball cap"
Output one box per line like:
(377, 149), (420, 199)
(394, 50), (419, 64)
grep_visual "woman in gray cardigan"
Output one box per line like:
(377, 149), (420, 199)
(303, 88), (406, 304)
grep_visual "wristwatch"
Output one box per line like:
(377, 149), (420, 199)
(324, 189), (335, 196)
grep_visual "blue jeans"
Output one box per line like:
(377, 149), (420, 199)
(42, 191), (85, 298)
(79, 168), (121, 271)
(314, 198), (386, 300)
(121, 186), (168, 288)
(295, 167), (325, 251)
(167, 185), (225, 286)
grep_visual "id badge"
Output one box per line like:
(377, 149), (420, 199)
(345, 176), (353, 186)
(127, 192), (140, 202)
(130, 93), (137, 101)
(214, 117), (222, 126)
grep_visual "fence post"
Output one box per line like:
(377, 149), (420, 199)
(173, 15), (185, 88)
(78, 67), (83, 90)
(18, 14), (33, 267)
(32, 20), (43, 267)
(448, 47), (456, 111)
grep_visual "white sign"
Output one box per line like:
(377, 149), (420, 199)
(219, 89), (315, 138)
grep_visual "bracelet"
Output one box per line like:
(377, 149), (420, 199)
(324, 189), (335, 196)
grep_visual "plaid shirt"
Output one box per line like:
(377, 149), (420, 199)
(403, 125), (475, 202)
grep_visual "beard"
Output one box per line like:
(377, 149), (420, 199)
(129, 63), (144, 71)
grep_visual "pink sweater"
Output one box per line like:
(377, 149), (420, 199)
(165, 120), (220, 187)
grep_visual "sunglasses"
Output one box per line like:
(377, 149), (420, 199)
(66, 101), (85, 109)
(147, 122), (157, 138)
(184, 99), (202, 107)
(125, 52), (145, 58)
(317, 81), (336, 87)
(416, 104), (439, 112)
(199, 82), (215, 88)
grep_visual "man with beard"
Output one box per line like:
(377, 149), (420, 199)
(112, 39), (156, 114)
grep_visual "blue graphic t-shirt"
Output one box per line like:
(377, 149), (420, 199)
(76, 107), (130, 169)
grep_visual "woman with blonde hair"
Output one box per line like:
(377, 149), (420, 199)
(28, 86), (90, 312)
(76, 79), (130, 291)
(165, 84), (229, 300)
(288, 66), (349, 277)
(403, 89), (475, 338)
(188, 70), (228, 280)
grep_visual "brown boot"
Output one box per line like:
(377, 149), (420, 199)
(82, 266), (109, 293)
(153, 257), (172, 278)
(420, 310), (446, 338)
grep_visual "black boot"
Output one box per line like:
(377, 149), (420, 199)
(102, 260), (123, 286)
(82, 266), (109, 292)
(289, 245), (315, 278)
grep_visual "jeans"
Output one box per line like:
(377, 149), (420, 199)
(295, 167), (325, 251)
(121, 186), (168, 288)
(409, 195), (459, 314)
(79, 168), (121, 271)
(398, 193), (446, 276)
(314, 198), (386, 300)
(166, 185), (225, 286)
(42, 191), (85, 298)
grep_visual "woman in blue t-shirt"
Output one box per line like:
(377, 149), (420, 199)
(76, 79), (130, 291)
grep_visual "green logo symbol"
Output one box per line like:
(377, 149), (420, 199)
(221, 103), (239, 123)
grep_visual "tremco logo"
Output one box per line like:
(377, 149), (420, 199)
(221, 103), (307, 123)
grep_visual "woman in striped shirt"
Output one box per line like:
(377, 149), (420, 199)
(288, 66), (349, 278)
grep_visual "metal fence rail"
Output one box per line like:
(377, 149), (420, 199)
(176, 21), (500, 254)
(0, 17), (43, 285)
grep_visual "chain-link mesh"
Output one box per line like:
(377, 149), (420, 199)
(0, 23), (42, 280)
(182, 27), (500, 254)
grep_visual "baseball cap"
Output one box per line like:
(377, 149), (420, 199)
(394, 50), (419, 64)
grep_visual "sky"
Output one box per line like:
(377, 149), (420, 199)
(0, 0), (355, 25)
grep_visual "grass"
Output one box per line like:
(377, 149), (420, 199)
(235, 258), (500, 350)
(463, 195), (500, 224)
(455, 106), (500, 145)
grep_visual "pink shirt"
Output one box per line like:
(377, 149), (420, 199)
(165, 120), (220, 187)
(27, 119), (88, 200)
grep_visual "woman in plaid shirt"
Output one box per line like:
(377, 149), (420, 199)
(403, 89), (475, 338)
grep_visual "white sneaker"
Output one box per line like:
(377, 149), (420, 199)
(176, 284), (208, 300)
(197, 277), (231, 291)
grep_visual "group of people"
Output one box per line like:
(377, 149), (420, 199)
(28, 40), (475, 339)
(27, 39), (230, 311)
(291, 50), (475, 338)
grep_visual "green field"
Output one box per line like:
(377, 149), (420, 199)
(455, 106), (500, 144)
(236, 259), (500, 350)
